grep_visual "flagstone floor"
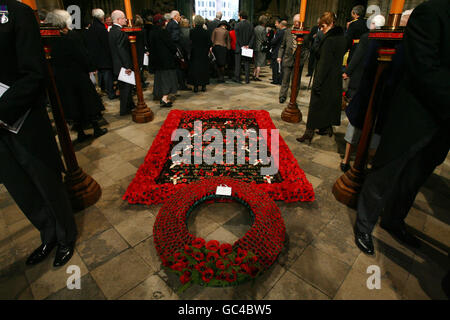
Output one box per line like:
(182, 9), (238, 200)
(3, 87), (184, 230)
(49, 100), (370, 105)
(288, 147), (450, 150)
(0, 66), (449, 300)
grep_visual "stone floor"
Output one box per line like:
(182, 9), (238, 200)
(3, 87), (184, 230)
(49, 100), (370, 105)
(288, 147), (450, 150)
(0, 66), (449, 300)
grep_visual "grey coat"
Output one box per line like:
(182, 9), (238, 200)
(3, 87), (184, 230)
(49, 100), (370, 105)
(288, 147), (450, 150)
(254, 25), (267, 52)
(278, 28), (308, 68)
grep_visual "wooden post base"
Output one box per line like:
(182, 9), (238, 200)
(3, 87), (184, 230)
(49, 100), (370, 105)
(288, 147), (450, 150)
(64, 168), (102, 211)
(132, 104), (154, 123)
(281, 102), (302, 123)
(332, 167), (365, 208)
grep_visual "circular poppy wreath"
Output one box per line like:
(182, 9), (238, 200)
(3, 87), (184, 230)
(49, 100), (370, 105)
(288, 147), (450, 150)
(153, 177), (286, 289)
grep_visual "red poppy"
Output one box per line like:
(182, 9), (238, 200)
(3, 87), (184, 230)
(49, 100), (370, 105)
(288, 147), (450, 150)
(237, 248), (248, 259)
(173, 252), (182, 261)
(192, 238), (205, 249)
(225, 271), (237, 283)
(195, 261), (207, 273)
(239, 264), (251, 274)
(171, 262), (186, 272)
(192, 251), (204, 261)
(205, 240), (220, 251)
(233, 257), (243, 266)
(180, 271), (191, 284)
(206, 252), (219, 262)
(219, 243), (233, 257)
(216, 259), (226, 270)
(184, 245), (193, 256)
(202, 268), (214, 283)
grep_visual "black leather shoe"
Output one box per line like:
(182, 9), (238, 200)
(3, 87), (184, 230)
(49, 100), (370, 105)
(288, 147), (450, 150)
(355, 229), (375, 255)
(93, 127), (108, 138)
(26, 242), (57, 266)
(340, 162), (351, 173)
(53, 242), (75, 267)
(380, 223), (421, 248)
(279, 97), (286, 103)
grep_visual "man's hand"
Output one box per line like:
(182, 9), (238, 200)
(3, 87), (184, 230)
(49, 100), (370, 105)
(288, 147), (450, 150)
(125, 69), (132, 75)
(243, 45), (249, 49)
(277, 58), (282, 64)
(342, 73), (349, 80)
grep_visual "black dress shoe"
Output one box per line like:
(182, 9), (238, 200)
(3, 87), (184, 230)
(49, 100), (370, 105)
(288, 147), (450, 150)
(279, 97), (286, 103)
(26, 242), (57, 265)
(93, 127), (108, 138)
(340, 162), (351, 173)
(355, 229), (375, 255)
(160, 100), (172, 108)
(380, 223), (421, 248)
(53, 242), (75, 267)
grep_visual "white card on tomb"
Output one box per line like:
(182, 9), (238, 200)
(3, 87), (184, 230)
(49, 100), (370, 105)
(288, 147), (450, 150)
(241, 47), (253, 58)
(118, 67), (136, 85)
(216, 185), (232, 196)
(143, 54), (149, 66)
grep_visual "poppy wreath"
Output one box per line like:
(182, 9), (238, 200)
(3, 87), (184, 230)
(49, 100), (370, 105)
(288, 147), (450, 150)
(153, 177), (286, 291)
(123, 110), (315, 205)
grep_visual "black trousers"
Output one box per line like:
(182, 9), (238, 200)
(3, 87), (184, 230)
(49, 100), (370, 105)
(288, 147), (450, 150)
(234, 53), (250, 83)
(356, 129), (450, 234)
(118, 80), (135, 116)
(98, 68), (115, 99)
(271, 59), (282, 84)
(0, 135), (77, 244)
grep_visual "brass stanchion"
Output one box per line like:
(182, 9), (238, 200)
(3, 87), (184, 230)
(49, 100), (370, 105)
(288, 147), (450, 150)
(122, 27), (154, 123)
(40, 27), (102, 211)
(332, 7), (405, 208)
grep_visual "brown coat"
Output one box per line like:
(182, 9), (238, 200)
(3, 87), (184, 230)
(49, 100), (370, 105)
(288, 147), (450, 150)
(211, 27), (230, 49)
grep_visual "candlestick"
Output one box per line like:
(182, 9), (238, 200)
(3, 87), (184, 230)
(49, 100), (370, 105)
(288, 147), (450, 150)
(390, 0), (405, 14)
(299, 0), (307, 23)
(124, 0), (133, 23)
(21, 0), (37, 10)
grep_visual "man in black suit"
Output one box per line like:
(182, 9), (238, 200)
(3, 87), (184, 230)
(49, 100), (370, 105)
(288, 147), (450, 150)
(166, 10), (188, 90)
(345, 5), (368, 64)
(354, 0), (450, 255)
(270, 19), (286, 85)
(0, 0), (76, 267)
(234, 11), (255, 84)
(109, 10), (135, 116)
(85, 8), (116, 100)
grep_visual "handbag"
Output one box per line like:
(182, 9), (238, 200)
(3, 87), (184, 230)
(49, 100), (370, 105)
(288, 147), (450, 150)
(175, 48), (188, 70)
(260, 40), (270, 53)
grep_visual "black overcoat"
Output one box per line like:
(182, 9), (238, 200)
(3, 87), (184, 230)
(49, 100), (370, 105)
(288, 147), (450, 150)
(49, 31), (104, 124)
(187, 26), (212, 86)
(84, 18), (113, 70)
(373, 0), (450, 167)
(148, 26), (177, 71)
(0, 0), (63, 173)
(306, 26), (346, 130)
